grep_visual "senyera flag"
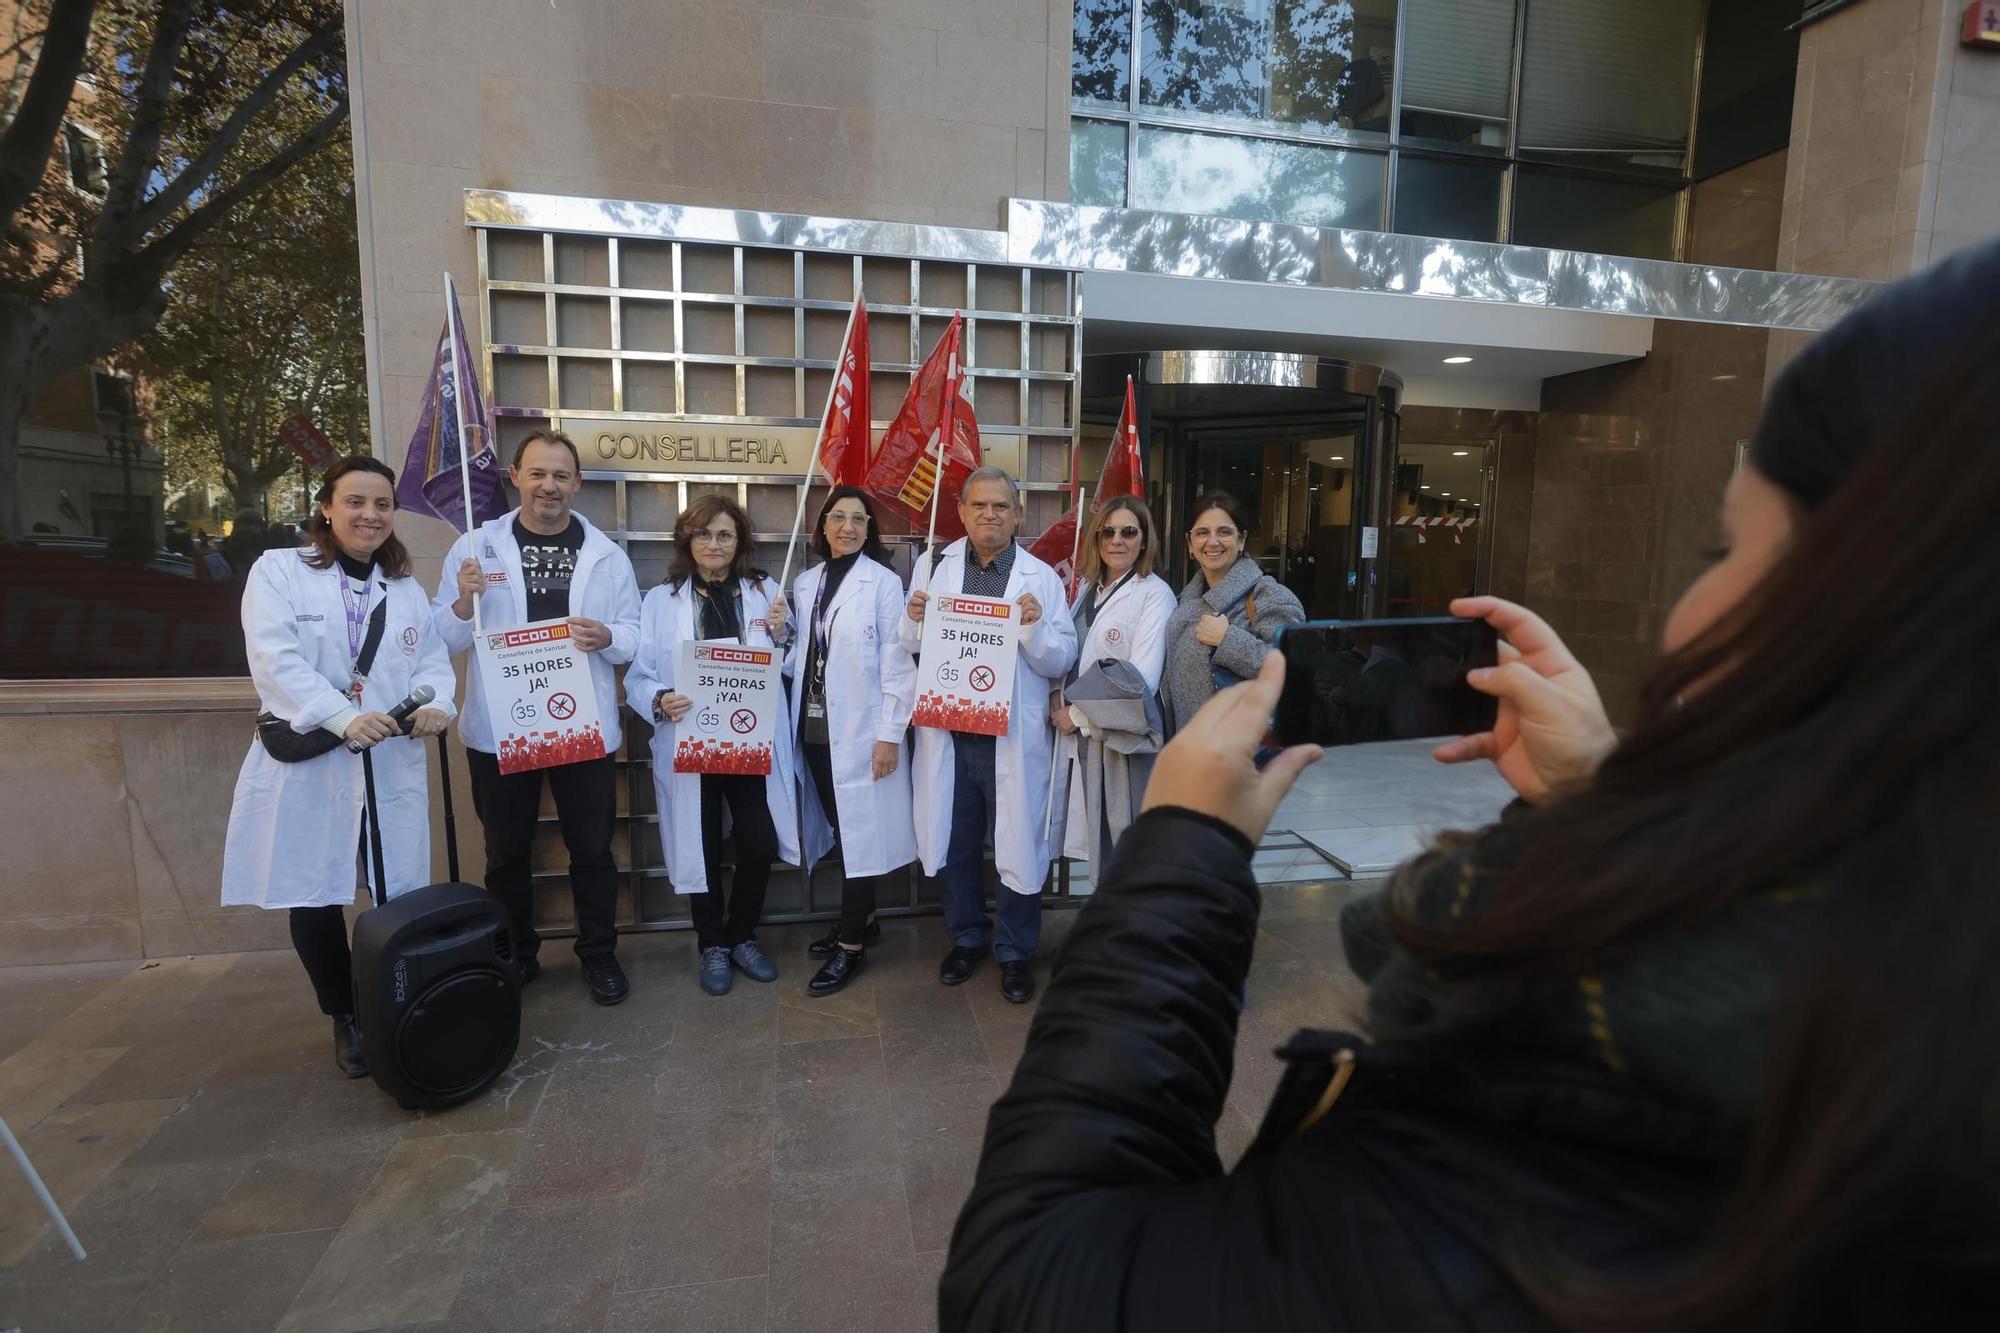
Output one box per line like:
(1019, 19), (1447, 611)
(1030, 374), (1144, 594)
(863, 314), (980, 542)
(396, 279), (507, 532)
(818, 293), (871, 486)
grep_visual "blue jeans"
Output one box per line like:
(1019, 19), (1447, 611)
(940, 734), (1042, 963)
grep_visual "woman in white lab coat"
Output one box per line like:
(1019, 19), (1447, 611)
(625, 495), (802, 997)
(783, 487), (917, 997)
(1051, 496), (1177, 871)
(220, 456), (455, 1079)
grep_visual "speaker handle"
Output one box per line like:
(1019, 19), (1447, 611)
(436, 731), (460, 884)
(360, 747), (389, 910)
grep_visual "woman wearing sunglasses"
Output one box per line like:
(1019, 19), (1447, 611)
(1050, 496), (1177, 873)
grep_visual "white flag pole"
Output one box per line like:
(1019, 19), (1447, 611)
(443, 273), (484, 634)
(780, 283), (862, 593)
(923, 319), (959, 558)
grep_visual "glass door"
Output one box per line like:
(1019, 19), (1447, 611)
(1383, 441), (1491, 615)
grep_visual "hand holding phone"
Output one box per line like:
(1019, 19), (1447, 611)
(1271, 617), (1499, 749)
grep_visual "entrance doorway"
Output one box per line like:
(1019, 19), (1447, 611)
(1083, 351), (1462, 619)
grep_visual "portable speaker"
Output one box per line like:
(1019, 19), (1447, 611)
(353, 738), (521, 1111)
(350, 881), (521, 1110)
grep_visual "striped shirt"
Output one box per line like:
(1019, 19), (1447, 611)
(960, 541), (1016, 597)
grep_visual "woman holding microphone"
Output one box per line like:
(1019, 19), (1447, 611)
(221, 455), (455, 1078)
(626, 496), (802, 997)
(1051, 495), (1176, 871)
(784, 487), (917, 996)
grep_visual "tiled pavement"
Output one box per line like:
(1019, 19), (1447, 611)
(0, 885), (1372, 1332)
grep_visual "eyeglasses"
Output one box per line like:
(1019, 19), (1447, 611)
(1098, 525), (1141, 540)
(1189, 526), (1240, 542)
(689, 528), (738, 546)
(825, 512), (871, 528)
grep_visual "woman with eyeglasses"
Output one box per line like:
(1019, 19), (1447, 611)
(783, 486), (918, 996)
(626, 496), (802, 996)
(1157, 491), (1304, 736)
(1050, 496), (1177, 872)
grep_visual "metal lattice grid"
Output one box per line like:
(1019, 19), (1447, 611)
(466, 211), (1084, 934)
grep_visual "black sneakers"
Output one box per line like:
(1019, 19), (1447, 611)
(332, 1014), (367, 1078)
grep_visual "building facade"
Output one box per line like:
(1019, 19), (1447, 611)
(3, 0), (1995, 965)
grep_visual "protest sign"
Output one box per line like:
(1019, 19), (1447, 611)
(474, 619), (607, 774)
(671, 640), (781, 774)
(912, 594), (1018, 736)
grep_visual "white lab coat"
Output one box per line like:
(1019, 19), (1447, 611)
(784, 555), (917, 878)
(624, 576), (802, 894)
(221, 549), (458, 909)
(1057, 571), (1177, 861)
(431, 509), (641, 755)
(897, 540), (1078, 896)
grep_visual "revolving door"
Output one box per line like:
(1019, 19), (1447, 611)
(1082, 351), (1406, 619)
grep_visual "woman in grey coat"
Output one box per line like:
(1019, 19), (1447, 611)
(1158, 490), (1305, 735)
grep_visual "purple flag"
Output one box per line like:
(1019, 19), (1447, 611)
(396, 283), (507, 531)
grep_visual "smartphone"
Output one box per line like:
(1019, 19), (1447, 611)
(1271, 617), (1499, 748)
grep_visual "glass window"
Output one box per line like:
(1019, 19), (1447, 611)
(1393, 155), (1503, 243)
(1510, 169), (1680, 260)
(1070, 119), (1129, 207)
(1517, 0), (1702, 169)
(1072, 0), (1132, 109)
(1397, 0), (1515, 151)
(1139, 0), (1400, 135)
(1133, 126), (1385, 228)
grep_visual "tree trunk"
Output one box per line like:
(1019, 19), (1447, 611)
(0, 383), (27, 544)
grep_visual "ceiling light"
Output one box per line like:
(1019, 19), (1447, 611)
(1419, 484), (1429, 489)
(1441, 492), (1452, 497)
(1451, 449), (1469, 456)
(1329, 455), (1343, 461)
(1442, 355), (1473, 364)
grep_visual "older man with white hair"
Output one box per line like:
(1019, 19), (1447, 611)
(898, 466), (1078, 1004)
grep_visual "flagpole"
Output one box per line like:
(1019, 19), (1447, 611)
(780, 282), (862, 593)
(923, 318), (958, 558)
(444, 272), (483, 634)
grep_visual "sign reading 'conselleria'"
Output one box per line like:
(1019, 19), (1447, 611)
(556, 417), (819, 475)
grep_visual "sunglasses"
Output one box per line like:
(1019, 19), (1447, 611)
(1098, 525), (1141, 540)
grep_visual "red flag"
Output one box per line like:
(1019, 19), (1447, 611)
(1031, 375), (1144, 593)
(863, 315), (980, 541)
(817, 294), (871, 486)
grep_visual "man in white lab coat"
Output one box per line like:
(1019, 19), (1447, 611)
(900, 467), (1077, 1004)
(433, 430), (642, 1005)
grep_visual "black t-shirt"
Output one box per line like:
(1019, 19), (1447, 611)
(514, 517), (584, 622)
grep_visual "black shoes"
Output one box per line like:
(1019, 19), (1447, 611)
(333, 1014), (367, 1079)
(516, 956), (541, 989)
(939, 944), (988, 986)
(584, 954), (629, 1006)
(807, 946), (867, 997)
(1000, 960), (1035, 1005)
(808, 919), (882, 958)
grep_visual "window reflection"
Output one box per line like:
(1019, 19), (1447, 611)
(1072, 0), (1132, 108)
(1511, 169), (1680, 260)
(1393, 155), (1504, 243)
(1140, 0), (1399, 135)
(1134, 127), (1384, 229)
(1070, 119), (1130, 207)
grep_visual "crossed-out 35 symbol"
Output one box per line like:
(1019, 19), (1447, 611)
(968, 665), (996, 693)
(937, 664), (961, 684)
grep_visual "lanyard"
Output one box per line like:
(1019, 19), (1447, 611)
(809, 567), (845, 693)
(1082, 569), (1137, 631)
(338, 570), (374, 695)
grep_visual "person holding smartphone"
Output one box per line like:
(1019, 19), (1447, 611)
(784, 487), (916, 996)
(943, 241), (2000, 1329)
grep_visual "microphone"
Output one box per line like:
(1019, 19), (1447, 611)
(348, 684), (437, 752)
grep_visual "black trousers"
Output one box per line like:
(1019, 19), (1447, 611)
(290, 905), (353, 1016)
(802, 739), (879, 947)
(692, 773), (778, 951)
(466, 749), (619, 962)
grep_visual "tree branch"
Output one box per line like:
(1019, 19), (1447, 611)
(124, 18), (340, 239)
(0, 0), (98, 229)
(98, 0), (196, 235)
(133, 93), (347, 277)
